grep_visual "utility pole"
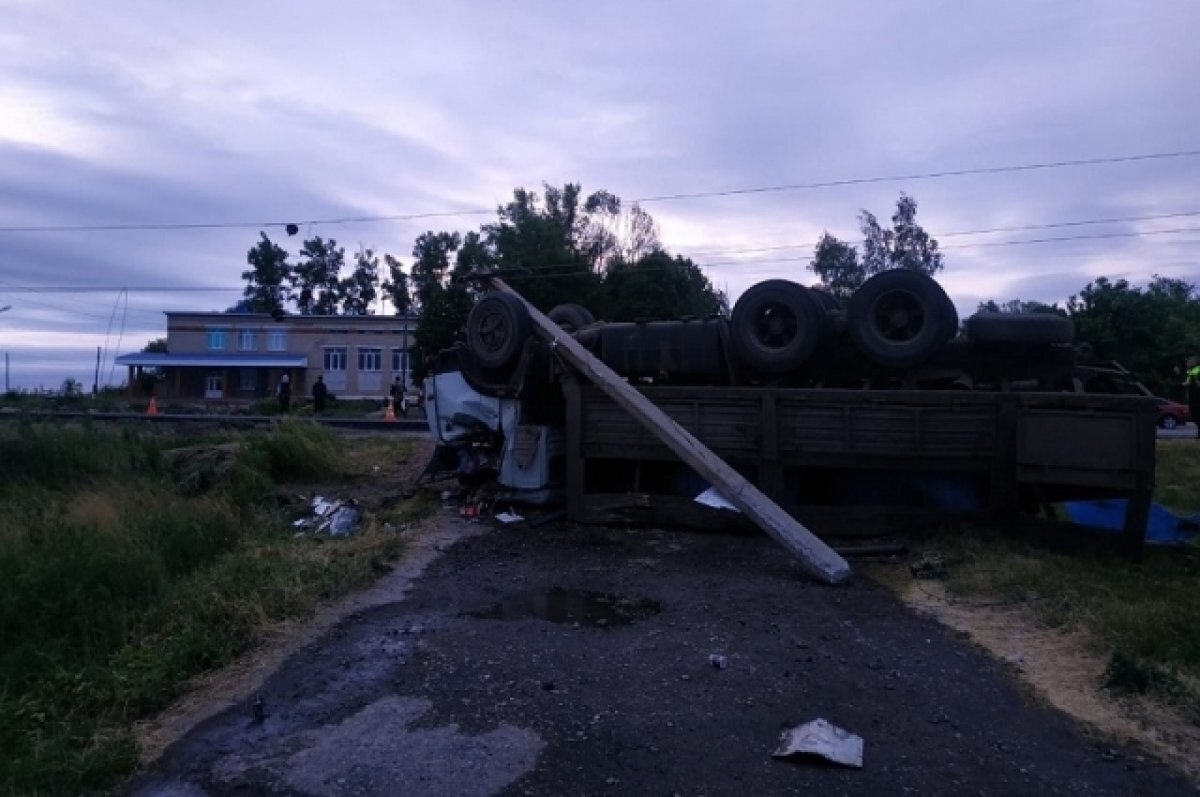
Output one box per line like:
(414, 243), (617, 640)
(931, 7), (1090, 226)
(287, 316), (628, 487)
(93, 346), (101, 396)
(4, 352), (8, 394)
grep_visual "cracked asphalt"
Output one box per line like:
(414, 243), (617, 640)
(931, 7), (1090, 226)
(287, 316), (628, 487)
(130, 518), (1197, 796)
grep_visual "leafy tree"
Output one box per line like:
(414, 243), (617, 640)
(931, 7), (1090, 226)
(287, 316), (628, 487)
(1067, 276), (1200, 397)
(241, 233), (291, 318)
(975, 299), (1066, 316)
(599, 251), (726, 321)
(290, 236), (345, 315)
(142, 337), (168, 353)
(410, 231), (462, 312)
(381, 254), (413, 316)
(809, 233), (864, 299)
(484, 183), (606, 310)
(809, 194), (943, 294)
(341, 248), (379, 315)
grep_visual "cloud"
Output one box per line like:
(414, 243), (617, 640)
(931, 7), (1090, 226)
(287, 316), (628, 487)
(1, 0), (1198, 386)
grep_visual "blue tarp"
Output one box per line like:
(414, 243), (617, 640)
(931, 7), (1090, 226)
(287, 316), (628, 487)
(1064, 499), (1200, 545)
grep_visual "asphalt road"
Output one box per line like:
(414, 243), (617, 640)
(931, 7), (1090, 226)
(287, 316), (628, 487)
(131, 517), (1196, 796)
(1159, 423), (1198, 440)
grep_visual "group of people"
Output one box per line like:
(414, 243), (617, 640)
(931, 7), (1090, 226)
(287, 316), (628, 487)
(273, 374), (409, 417)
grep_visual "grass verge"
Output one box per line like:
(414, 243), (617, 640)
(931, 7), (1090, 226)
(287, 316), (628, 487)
(0, 420), (427, 795)
(894, 440), (1200, 712)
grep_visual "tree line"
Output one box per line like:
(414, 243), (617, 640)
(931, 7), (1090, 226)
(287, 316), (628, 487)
(805, 195), (1200, 398)
(235, 187), (1199, 399)
(238, 183), (727, 376)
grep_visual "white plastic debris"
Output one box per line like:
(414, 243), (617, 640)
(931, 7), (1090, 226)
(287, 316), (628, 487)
(495, 510), (525, 524)
(694, 487), (740, 512)
(773, 719), (863, 768)
(295, 496), (361, 536)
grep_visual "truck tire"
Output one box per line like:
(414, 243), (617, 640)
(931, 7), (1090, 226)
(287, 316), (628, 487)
(466, 293), (532, 369)
(848, 270), (955, 368)
(547, 303), (595, 333)
(730, 280), (827, 374)
(810, 289), (841, 312)
(965, 312), (1075, 345)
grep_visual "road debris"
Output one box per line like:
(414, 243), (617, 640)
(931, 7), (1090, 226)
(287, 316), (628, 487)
(693, 486), (740, 512)
(773, 718), (864, 768)
(709, 653), (729, 670)
(496, 509), (525, 524)
(292, 496), (362, 536)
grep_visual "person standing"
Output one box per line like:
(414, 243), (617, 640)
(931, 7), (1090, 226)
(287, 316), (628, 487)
(277, 373), (291, 414)
(390, 376), (407, 416)
(1186, 355), (1200, 439)
(312, 374), (328, 414)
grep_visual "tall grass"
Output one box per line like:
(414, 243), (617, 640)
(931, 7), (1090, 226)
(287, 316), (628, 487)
(0, 421), (416, 794)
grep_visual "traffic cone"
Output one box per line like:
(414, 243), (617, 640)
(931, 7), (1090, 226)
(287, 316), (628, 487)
(384, 398), (396, 421)
(147, 396), (158, 415)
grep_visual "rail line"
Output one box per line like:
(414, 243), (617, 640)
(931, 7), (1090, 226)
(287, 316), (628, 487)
(0, 409), (429, 432)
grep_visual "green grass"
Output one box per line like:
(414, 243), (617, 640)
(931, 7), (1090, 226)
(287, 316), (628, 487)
(0, 422), (425, 795)
(921, 441), (1200, 710)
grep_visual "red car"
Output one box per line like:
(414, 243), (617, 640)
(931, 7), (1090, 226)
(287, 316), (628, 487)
(1156, 398), (1192, 429)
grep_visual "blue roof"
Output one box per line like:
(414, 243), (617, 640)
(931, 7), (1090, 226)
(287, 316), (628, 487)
(115, 353), (308, 368)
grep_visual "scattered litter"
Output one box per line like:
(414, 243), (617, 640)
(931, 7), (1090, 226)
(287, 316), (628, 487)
(709, 653), (729, 670)
(496, 509), (526, 524)
(773, 718), (863, 768)
(694, 486), (740, 512)
(327, 503), (361, 536)
(293, 495), (362, 536)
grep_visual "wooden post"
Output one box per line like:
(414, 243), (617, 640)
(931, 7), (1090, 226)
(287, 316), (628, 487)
(1122, 397), (1156, 558)
(488, 277), (851, 585)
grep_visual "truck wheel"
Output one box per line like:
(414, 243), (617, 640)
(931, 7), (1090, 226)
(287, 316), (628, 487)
(547, 303), (595, 333)
(466, 293), (532, 369)
(810, 289), (841, 312)
(848, 270), (955, 368)
(730, 280), (827, 374)
(965, 312), (1075, 345)
(1160, 414), (1179, 430)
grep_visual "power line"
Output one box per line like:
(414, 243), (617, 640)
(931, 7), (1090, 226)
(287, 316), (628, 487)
(633, 150), (1200, 203)
(2, 148), (1197, 234)
(681, 209), (1200, 258)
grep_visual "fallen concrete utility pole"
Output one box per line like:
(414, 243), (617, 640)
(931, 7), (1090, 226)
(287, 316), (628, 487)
(486, 276), (852, 585)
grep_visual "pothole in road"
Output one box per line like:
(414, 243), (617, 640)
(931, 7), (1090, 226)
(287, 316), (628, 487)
(463, 588), (661, 627)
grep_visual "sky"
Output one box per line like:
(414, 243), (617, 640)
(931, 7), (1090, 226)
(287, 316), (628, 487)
(1, 0), (1198, 389)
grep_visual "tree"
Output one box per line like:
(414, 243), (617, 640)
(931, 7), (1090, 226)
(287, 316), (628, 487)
(809, 194), (943, 294)
(341, 248), (379, 315)
(409, 231), (462, 312)
(599, 251), (726, 321)
(290, 236), (345, 315)
(381, 254), (413, 316)
(809, 233), (863, 299)
(1067, 276), (1200, 397)
(976, 299), (1066, 316)
(241, 233), (291, 318)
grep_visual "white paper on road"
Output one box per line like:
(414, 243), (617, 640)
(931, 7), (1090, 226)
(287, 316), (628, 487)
(694, 487), (740, 512)
(773, 718), (864, 768)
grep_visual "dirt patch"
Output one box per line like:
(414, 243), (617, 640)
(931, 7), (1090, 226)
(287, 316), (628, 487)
(875, 566), (1200, 781)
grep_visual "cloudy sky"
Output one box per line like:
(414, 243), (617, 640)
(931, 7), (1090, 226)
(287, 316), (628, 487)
(1, 0), (1197, 388)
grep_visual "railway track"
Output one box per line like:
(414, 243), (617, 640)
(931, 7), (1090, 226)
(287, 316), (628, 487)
(0, 409), (429, 433)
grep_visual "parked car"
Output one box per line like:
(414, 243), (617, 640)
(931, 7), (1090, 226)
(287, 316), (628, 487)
(1156, 398), (1192, 429)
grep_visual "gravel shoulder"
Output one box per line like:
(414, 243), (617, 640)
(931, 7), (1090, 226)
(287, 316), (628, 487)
(131, 519), (1197, 796)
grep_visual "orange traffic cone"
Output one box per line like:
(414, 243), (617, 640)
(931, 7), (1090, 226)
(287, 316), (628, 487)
(384, 398), (396, 421)
(147, 396), (158, 415)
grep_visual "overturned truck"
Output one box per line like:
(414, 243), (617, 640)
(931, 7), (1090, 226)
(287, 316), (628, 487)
(424, 270), (1156, 555)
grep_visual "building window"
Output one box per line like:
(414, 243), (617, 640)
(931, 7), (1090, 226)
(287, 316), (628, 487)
(206, 328), (227, 350)
(239, 369), (257, 391)
(323, 347), (347, 371)
(267, 328), (288, 351)
(391, 348), (410, 376)
(204, 371), (223, 398)
(358, 347), (382, 372)
(237, 328), (256, 351)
